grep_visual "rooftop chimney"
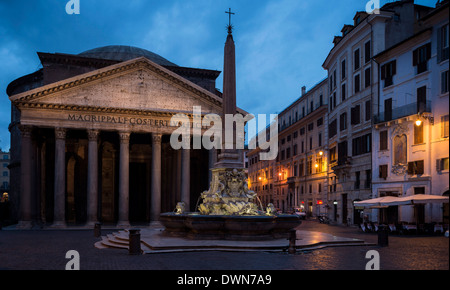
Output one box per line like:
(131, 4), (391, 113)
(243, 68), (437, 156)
(301, 86), (306, 96)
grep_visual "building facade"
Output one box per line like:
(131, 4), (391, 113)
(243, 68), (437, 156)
(322, 1), (434, 225)
(371, 2), (449, 225)
(7, 45), (244, 228)
(248, 79), (328, 215)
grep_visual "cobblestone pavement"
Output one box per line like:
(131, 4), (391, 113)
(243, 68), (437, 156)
(0, 220), (448, 271)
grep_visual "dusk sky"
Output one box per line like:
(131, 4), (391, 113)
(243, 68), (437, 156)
(0, 0), (437, 151)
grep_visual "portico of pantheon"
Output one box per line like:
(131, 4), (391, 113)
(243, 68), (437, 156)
(7, 45), (245, 228)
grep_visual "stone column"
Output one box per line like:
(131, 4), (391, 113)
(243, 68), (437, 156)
(17, 125), (33, 229)
(52, 127), (67, 228)
(181, 139), (191, 210)
(86, 129), (99, 227)
(117, 131), (130, 228)
(150, 133), (162, 224)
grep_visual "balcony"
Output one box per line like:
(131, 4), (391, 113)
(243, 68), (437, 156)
(374, 101), (431, 124)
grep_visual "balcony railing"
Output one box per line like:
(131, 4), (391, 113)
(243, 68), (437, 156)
(374, 101), (431, 124)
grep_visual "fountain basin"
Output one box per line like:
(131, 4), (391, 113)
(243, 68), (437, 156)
(160, 212), (302, 241)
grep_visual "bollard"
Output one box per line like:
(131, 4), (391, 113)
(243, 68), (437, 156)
(288, 229), (297, 254)
(128, 229), (142, 255)
(94, 222), (101, 237)
(377, 224), (389, 247)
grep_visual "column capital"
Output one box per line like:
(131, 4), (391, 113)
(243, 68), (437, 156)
(18, 125), (33, 138)
(55, 127), (67, 140)
(118, 131), (131, 144)
(152, 133), (162, 143)
(87, 129), (100, 141)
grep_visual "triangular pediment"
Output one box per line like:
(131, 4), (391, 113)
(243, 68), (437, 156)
(10, 57), (228, 115)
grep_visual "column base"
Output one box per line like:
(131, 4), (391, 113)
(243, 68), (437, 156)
(16, 220), (33, 230)
(149, 221), (163, 229)
(50, 221), (67, 229)
(85, 220), (99, 228)
(116, 221), (130, 229)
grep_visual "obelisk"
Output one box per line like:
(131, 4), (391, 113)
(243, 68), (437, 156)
(214, 9), (243, 169)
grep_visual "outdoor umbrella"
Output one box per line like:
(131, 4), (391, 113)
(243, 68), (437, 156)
(394, 194), (449, 205)
(354, 196), (402, 208)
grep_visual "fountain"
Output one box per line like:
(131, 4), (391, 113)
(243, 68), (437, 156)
(159, 12), (301, 241)
(160, 168), (302, 240)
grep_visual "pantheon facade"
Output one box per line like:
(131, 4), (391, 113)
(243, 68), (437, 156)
(7, 45), (243, 228)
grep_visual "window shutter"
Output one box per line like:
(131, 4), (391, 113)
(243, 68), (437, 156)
(413, 49), (418, 66)
(437, 27), (442, 63)
(407, 162), (414, 174)
(416, 160), (424, 175)
(426, 43), (431, 60)
(392, 60), (396, 75)
(381, 64), (386, 80)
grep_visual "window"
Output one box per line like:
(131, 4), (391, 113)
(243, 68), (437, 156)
(341, 83), (346, 101)
(407, 160), (424, 175)
(2, 171), (7, 177)
(364, 67), (371, 88)
(340, 112), (347, 131)
(286, 147), (291, 159)
(354, 74), (360, 93)
(330, 146), (337, 162)
(308, 122), (314, 131)
(309, 137), (313, 150)
(414, 187), (425, 195)
(318, 133), (322, 147)
(287, 135), (291, 142)
(365, 100), (371, 121)
(329, 119), (337, 138)
(301, 141), (304, 153)
(352, 133), (371, 156)
(380, 130), (388, 150)
(299, 160), (304, 176)
(438, 24), (449, 63)
(307, 157), (313, 175)
(351, 105), (360, 125)
(414, 122), (424, 144)
(341, 59), (346, 80)
(316, 156), (323, 173)
(442, 70), (449, 94)
(355, 171), (360, 189)
(385, 98), (393, 121)
(293, 144), (298, 156)
(379, 164), (388, 179)
(333, 92), (336, 109)
(365, 41), (371, 63)
(333, 70), (337, 89)
(413, 43), (431, 74)
(365, 170), (371, 188)
(300, 127), (305, 135)
(436, 157), (449, 171)
(337, 141), (348, 165)
(281, 150), (285, 160)
(354, 48), (360, 70)
(442, 115), (449, 138)
(317, 117), (323, 127)
(381, 60), (396, 87)
(417, 86), (427, 113)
